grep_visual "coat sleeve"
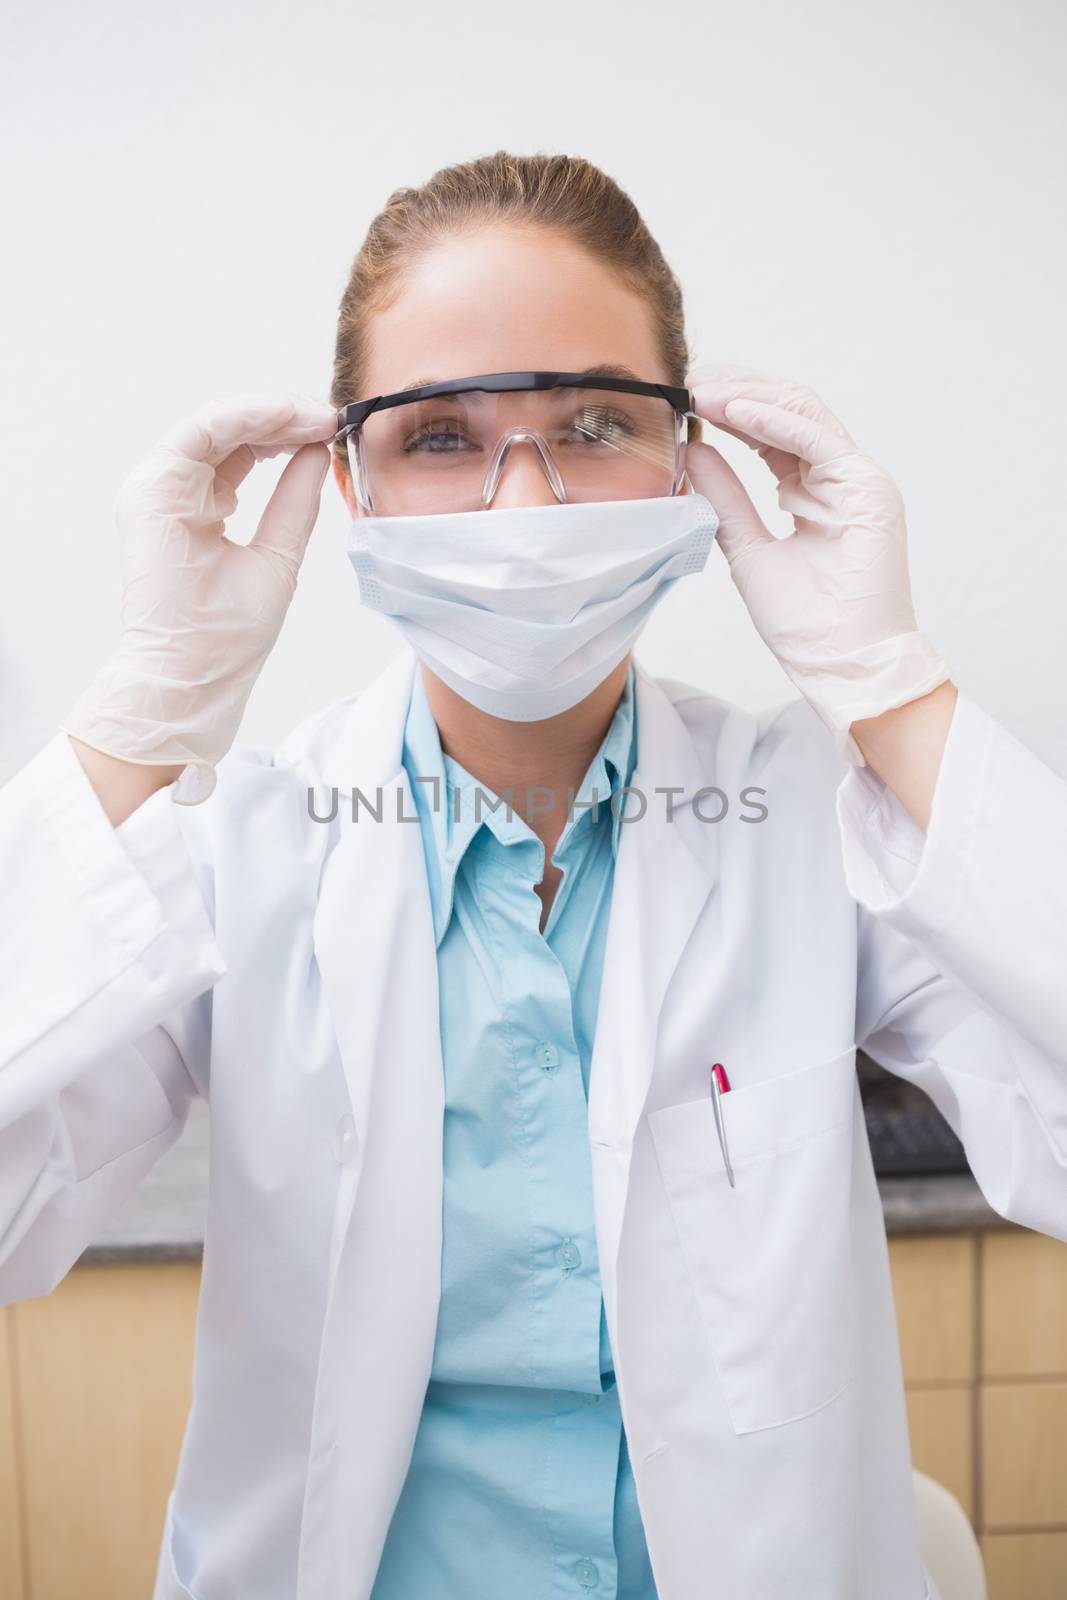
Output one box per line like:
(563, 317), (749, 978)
(840, 690), (1067, 1242)
(0, 731), (227, 1302)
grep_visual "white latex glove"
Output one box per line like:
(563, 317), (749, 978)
(60, 392), (338, 803)
(685, 363), (951, 764)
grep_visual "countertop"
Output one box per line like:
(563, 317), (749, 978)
(78, 1098), (1014, 1267)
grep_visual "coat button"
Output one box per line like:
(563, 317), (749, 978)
(574, 1556), (599, 1587)
(333, 1113), (359, 1167)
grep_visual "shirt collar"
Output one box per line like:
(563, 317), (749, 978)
(403, 663), (638, 949)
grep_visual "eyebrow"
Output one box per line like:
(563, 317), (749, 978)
(397, 363), (644, 393)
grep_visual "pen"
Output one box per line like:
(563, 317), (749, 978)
(710, 1061), (735, 1187)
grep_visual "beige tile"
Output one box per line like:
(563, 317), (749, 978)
(905, 1386), (974, 1520)
(982, 1531), (1067, 1600)
(982, 1231), (1067, 1379)
(890, 1234), (976, 1384)
(981, 1381), (1067, 1529)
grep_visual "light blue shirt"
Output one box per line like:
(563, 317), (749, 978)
(369, 661), (658, 1600)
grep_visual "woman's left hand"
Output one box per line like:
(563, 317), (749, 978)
(685, 363), (952, 764)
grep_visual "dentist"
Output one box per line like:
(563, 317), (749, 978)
(1, 150), (1065, 1600)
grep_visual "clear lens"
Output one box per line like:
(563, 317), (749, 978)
(355, 383), (684, 514)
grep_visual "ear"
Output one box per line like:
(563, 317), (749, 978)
(331, 452), (359, 516)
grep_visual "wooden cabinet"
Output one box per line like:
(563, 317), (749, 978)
(888, 1228), (1067, 1599)
(1, 1307), (27, 1599)
(2, 1229), (1067, 1597)
(2, 1264), (200, 1600)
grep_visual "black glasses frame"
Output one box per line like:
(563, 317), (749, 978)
(333, 370), (694, 439)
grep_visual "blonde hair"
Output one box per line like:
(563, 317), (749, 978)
(329, 150), (697, 472)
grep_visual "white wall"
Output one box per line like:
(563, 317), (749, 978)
(3, 0), (1064, 782)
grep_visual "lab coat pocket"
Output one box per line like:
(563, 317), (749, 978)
(647, 1048), (858, 1435)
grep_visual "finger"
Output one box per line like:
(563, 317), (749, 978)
(693, 412), (802, 492)
(685, 439), (775, 564)
(205, 443), (259, 523)
(688, 367), (802, 425)
(701, 415), (764, 448)
(689, 376), (783, 426)
(688, 368), (855, 445)
(718, 398), (854, 470)
(248, 442), (331, 565)
(215, 443), (256, 491)
(687, 361), (797, 390)
(698, 412), (793, 462)
(160, 392), (338, 468)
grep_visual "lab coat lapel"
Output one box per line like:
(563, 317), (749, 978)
(587, 662), (719, 1305)
(311, 646), (432, 1191)
(300, 647), (445, 1600)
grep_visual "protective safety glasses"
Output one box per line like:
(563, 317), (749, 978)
(333, 370), (696, 515)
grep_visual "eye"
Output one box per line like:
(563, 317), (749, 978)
(402, 416), (478, 454)
(567, 405), (639, 446)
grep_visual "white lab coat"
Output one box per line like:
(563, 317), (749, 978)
(2, 646), (1065, 1600)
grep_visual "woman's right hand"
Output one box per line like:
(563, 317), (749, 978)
(61, 392), (338, 807)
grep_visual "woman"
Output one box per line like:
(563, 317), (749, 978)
(1, 151), (1064, 1600)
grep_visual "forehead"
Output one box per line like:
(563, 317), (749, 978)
(360, 225), (667, 397)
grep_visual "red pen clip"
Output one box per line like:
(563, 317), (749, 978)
(710, 1062), (735, 1187)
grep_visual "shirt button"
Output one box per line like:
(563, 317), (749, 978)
(333, 1113), (359, 1167)
(555, 1239), (581, 1272)
(535, 1039), (560, 1074)
(574, 1557), (600, 1588)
